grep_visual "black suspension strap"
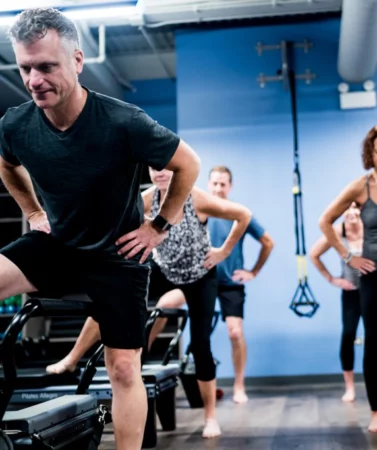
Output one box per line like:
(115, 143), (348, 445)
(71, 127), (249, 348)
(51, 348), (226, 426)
(284, 42), (319, 318)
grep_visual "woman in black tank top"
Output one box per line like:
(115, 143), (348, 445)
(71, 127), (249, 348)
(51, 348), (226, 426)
(319, 126), (377, 432)
(310, 203), (362, 403)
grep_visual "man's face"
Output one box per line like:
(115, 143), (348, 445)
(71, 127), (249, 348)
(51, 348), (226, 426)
(13, 29), (83, 110)
(208, 171), (232, 199)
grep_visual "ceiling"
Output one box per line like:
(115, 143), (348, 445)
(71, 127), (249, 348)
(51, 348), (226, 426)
(0, 0), (342, 112)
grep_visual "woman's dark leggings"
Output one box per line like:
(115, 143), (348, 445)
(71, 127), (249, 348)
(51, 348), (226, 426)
(360, 272), (377, 411)
(181, 269), (218, 382)
(149, 262), (218, 382)
(340, 289), (361, 371)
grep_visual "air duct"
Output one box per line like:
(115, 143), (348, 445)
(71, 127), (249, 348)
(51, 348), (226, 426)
(338, 0), (377, 83)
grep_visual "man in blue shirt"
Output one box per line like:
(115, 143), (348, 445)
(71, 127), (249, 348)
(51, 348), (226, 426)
(208, 166), (274, 403)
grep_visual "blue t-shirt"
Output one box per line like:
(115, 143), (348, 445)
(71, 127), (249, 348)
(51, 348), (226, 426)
(208, 216), (265, 286)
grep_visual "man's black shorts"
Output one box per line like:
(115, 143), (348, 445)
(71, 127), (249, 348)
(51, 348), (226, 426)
(218, 284), (245, 321)
(0, 231), (150, 349)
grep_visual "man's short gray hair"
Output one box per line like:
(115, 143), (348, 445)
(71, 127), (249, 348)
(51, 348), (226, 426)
(8, 8), (79, 51)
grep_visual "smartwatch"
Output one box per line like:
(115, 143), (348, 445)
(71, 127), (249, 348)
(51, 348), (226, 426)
(152, 214), (172, 232)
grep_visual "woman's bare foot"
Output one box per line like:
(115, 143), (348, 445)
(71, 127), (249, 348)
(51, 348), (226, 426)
(46, 356), (77, 374)
(341, 388), (355, 403)
(368, 412), (377, 432)
(342, 371), (355, 403)
(233, 389), (248, 404)
(202, 419), (221, 439)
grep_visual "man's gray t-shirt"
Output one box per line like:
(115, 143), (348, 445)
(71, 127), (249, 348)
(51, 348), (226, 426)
(0, 88), (179, 250)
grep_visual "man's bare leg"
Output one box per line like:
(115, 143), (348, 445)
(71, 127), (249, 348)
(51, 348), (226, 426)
(46, 317), (101, 373)
(226, 316), (248, 403)
(106, 347), (147, 450)
(0, 254), (37, 299)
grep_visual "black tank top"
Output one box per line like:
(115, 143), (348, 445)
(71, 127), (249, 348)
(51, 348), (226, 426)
(361, 176), (377, 262)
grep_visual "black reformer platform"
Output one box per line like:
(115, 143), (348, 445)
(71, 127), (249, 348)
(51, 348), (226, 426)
(0, 296), (111, 450)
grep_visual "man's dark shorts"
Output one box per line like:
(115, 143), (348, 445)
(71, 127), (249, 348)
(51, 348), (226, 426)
(0, 231), (150, 349)
(218, 284), (245, 321)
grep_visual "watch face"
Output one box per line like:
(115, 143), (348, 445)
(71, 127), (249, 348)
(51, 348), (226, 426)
(153, 215), (170, 231)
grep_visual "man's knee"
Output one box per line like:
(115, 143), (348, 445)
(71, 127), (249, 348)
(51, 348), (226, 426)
(105, 348), (142, 388)
(229, 327), (243, 342)
(226, 317), (243, 342)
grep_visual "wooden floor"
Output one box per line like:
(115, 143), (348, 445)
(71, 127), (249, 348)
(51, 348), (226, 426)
(99, 382), (377, 449)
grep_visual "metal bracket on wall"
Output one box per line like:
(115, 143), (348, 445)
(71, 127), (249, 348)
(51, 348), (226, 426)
(258, 69), (316, 88)
(255, 40), (313, 56)
(255, 40), (316, 88)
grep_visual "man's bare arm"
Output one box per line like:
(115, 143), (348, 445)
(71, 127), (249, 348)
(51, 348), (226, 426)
(249, 232), (274, 277)
(116, 140), (200, 263)
(0, 156), (43, 218)
(158, 139), (201, 224)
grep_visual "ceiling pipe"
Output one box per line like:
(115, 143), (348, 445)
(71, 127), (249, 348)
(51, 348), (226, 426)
(0, 1), (342, 31)
(84, 23), (106, 64)
(337, 0), (377, 83)
(140, 0), (341, 28)
(78, 22), (136, 91)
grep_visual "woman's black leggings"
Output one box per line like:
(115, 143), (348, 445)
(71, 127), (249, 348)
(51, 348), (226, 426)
(148, 262), (218, 382)
(360, 271), (377, 411)
(340, 289), (361, 371)
(180, 269), (218, 382)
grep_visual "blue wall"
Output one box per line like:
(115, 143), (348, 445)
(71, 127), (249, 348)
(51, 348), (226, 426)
(175, 18), (376, 378)
(124, 79), (177, 132)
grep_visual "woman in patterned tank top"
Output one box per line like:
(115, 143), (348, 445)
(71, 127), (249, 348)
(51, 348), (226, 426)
(46, 167), (252, 439)
(310, 203), (362, 404)
(142, 167), (251, 438)
(319, 126), (377, 433)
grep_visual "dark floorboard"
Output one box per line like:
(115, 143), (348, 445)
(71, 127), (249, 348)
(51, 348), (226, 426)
(99, 382), (377, 449)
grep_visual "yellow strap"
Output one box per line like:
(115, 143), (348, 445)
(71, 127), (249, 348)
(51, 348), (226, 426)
(296, 255), (308, 281)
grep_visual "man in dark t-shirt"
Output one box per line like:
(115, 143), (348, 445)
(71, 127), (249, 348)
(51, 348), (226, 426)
(0, 8), (200, 449)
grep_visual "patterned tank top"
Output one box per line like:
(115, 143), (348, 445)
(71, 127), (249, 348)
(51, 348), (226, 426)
(151, 189), (211, 284)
